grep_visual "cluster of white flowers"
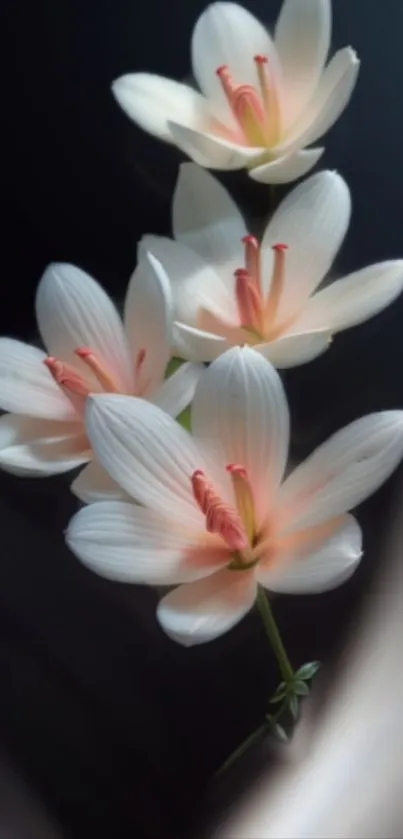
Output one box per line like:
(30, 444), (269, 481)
(1, 0), (403, 649)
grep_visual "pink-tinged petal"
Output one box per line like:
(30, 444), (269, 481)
(0, 338), (76, 420)
(279, 48), (360, 153)
(173, 163), (247, 273)
(261, 170), (351, 319)
(249, 148), (324, 185)
(191, 346), (289, 514)
(150, 362), (203, 417)
(85, 393), (203, 528)
(139, 235), (234, 324)
(67, 501), (227, 585)
(157, 566), (257, 646)
(192, 2), (276, 118)
(36, 263), (132, 392)
(292, 261), (403, 333)
(112, 73), (210, 141)
(124, 252), (173, 393)
(167, 121), (264, 169)
(174, 322), (228, 363)
(277, 412), (403, 531)
(255, 330), (331, 368)
(275, 0), (331, 129)
(0, 414), (89, 476)
(71, 460), (128, 503)
(258, 514), (362, 594)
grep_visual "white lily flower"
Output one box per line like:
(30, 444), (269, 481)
(0, 256), (201, 501)
(67, 347), (403, 647)
(140, 165), (403, 367)
(112, 0), (359, 183)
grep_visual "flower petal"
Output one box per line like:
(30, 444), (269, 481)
(67, 501), (227, 585)
(258, 514), (362, 594)
(174, 322), (228, 363)
(150, 361), (203, 417)
(85, 393), (203, 527)
(255, 330), (331, 368)
(112, 73), (209, 140)
(261, 170), (351, 319)
(277, 412), (403, 531)
(191, 346), (289, 513)
(71, 460), (128, 503)
(168, 121), (264, 169)
(275, 0), (331, 129)
(292, 261), (403, 333)
(249, 147), (324, 185)
(124, 252), (173, 393)
(36, 263), (132, 392)
(157, 566), (257, 646)
(172, 163), (247, 273)
(191, 2), (276, 117)
(0, 338), (76, 420)
(0, 414), (89, 476)
(139, 235), (234, 324)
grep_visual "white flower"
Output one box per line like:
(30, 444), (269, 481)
(112, 0), (359, 184)
(0, 255), (201, 501)
(66, 347), (403, 647)
(140, 165), (403, 367)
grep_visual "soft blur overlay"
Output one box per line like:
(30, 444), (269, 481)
(214, 482), (403, 839)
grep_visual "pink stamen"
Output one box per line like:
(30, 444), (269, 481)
(254, 55), (281, 145)
(75, 347), (119, 393)
(216, 64), (267, 144)
(235, 269), (262, 331)
(264, 243), (288, 326)
(44, 356), (89, 416)
(191, 469), (247, 551)
(242, 235), (261, 297)
(226, 464), (255, 543)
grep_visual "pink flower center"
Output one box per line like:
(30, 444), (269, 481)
(234, 239), (290, 340)
(44, 346), (147, 416)
(191, 464), (260, 567)
(216, 57), (281, 147)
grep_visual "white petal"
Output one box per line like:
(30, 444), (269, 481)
(261, 170), (351, 319)
(258, 514), (362, 594)
(172, 163), (247, 273)
(0, 339), (76, 420)
(191, 346), (289, 513)
(35, 263), (132, 392)
(112, 73), (209, 140)
(280, 48), (360, 152)
(277, 412), (403, 531)
(85, 393), (203, 527)
(255, 330), (331, 368)
(293, 261), (403, 333)
(168, 121), (263, 169)
(67, 501), (226, 585)
(0, 414), (89, 476)
(249, 148), (324, 185)
(150, 361), (203, 417)
(192, 2), (275, 117)
(174, 322), (228, 362)
(139, 235), (234, 324)
(124, 252), (173, 392)
(157, 567), (257, 646)
(275, 0), (331, 129)
(71, 461), (128, 503)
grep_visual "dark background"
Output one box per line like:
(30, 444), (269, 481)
(1, 0), (403, 837)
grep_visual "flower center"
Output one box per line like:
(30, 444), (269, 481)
(216, 56), (280, 147)
(191, 464), (261, 569)
(44, 346), (147, 416)
(235, 238), (290, 341)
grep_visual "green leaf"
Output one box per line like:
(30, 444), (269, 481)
(165, 357), (185, 378)
(269, 682), (287, 704)
(294, 680), (310, 697)
(176, 405), (192, 431)
(295, 661), (321, 681)
(271, 723), (288, 743)
(289, 695), (299, 721)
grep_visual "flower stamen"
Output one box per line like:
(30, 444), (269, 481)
(216, 64), (267, 146)
(264, 243), (288, 327)
(191, 468), (248, 551)
(75, 347), (119, 393)
(226, 464), (256, 544)
(242, 235), (261, 297)
(44, 356), (89, 416)
(235, 268), (262, 333)
(254, 55), (281, 145)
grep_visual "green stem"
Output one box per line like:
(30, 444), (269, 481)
(256, 586), (294, 683)
(215, 722), (268, 777)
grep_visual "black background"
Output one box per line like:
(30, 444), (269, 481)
(1, 1), (403, 837)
